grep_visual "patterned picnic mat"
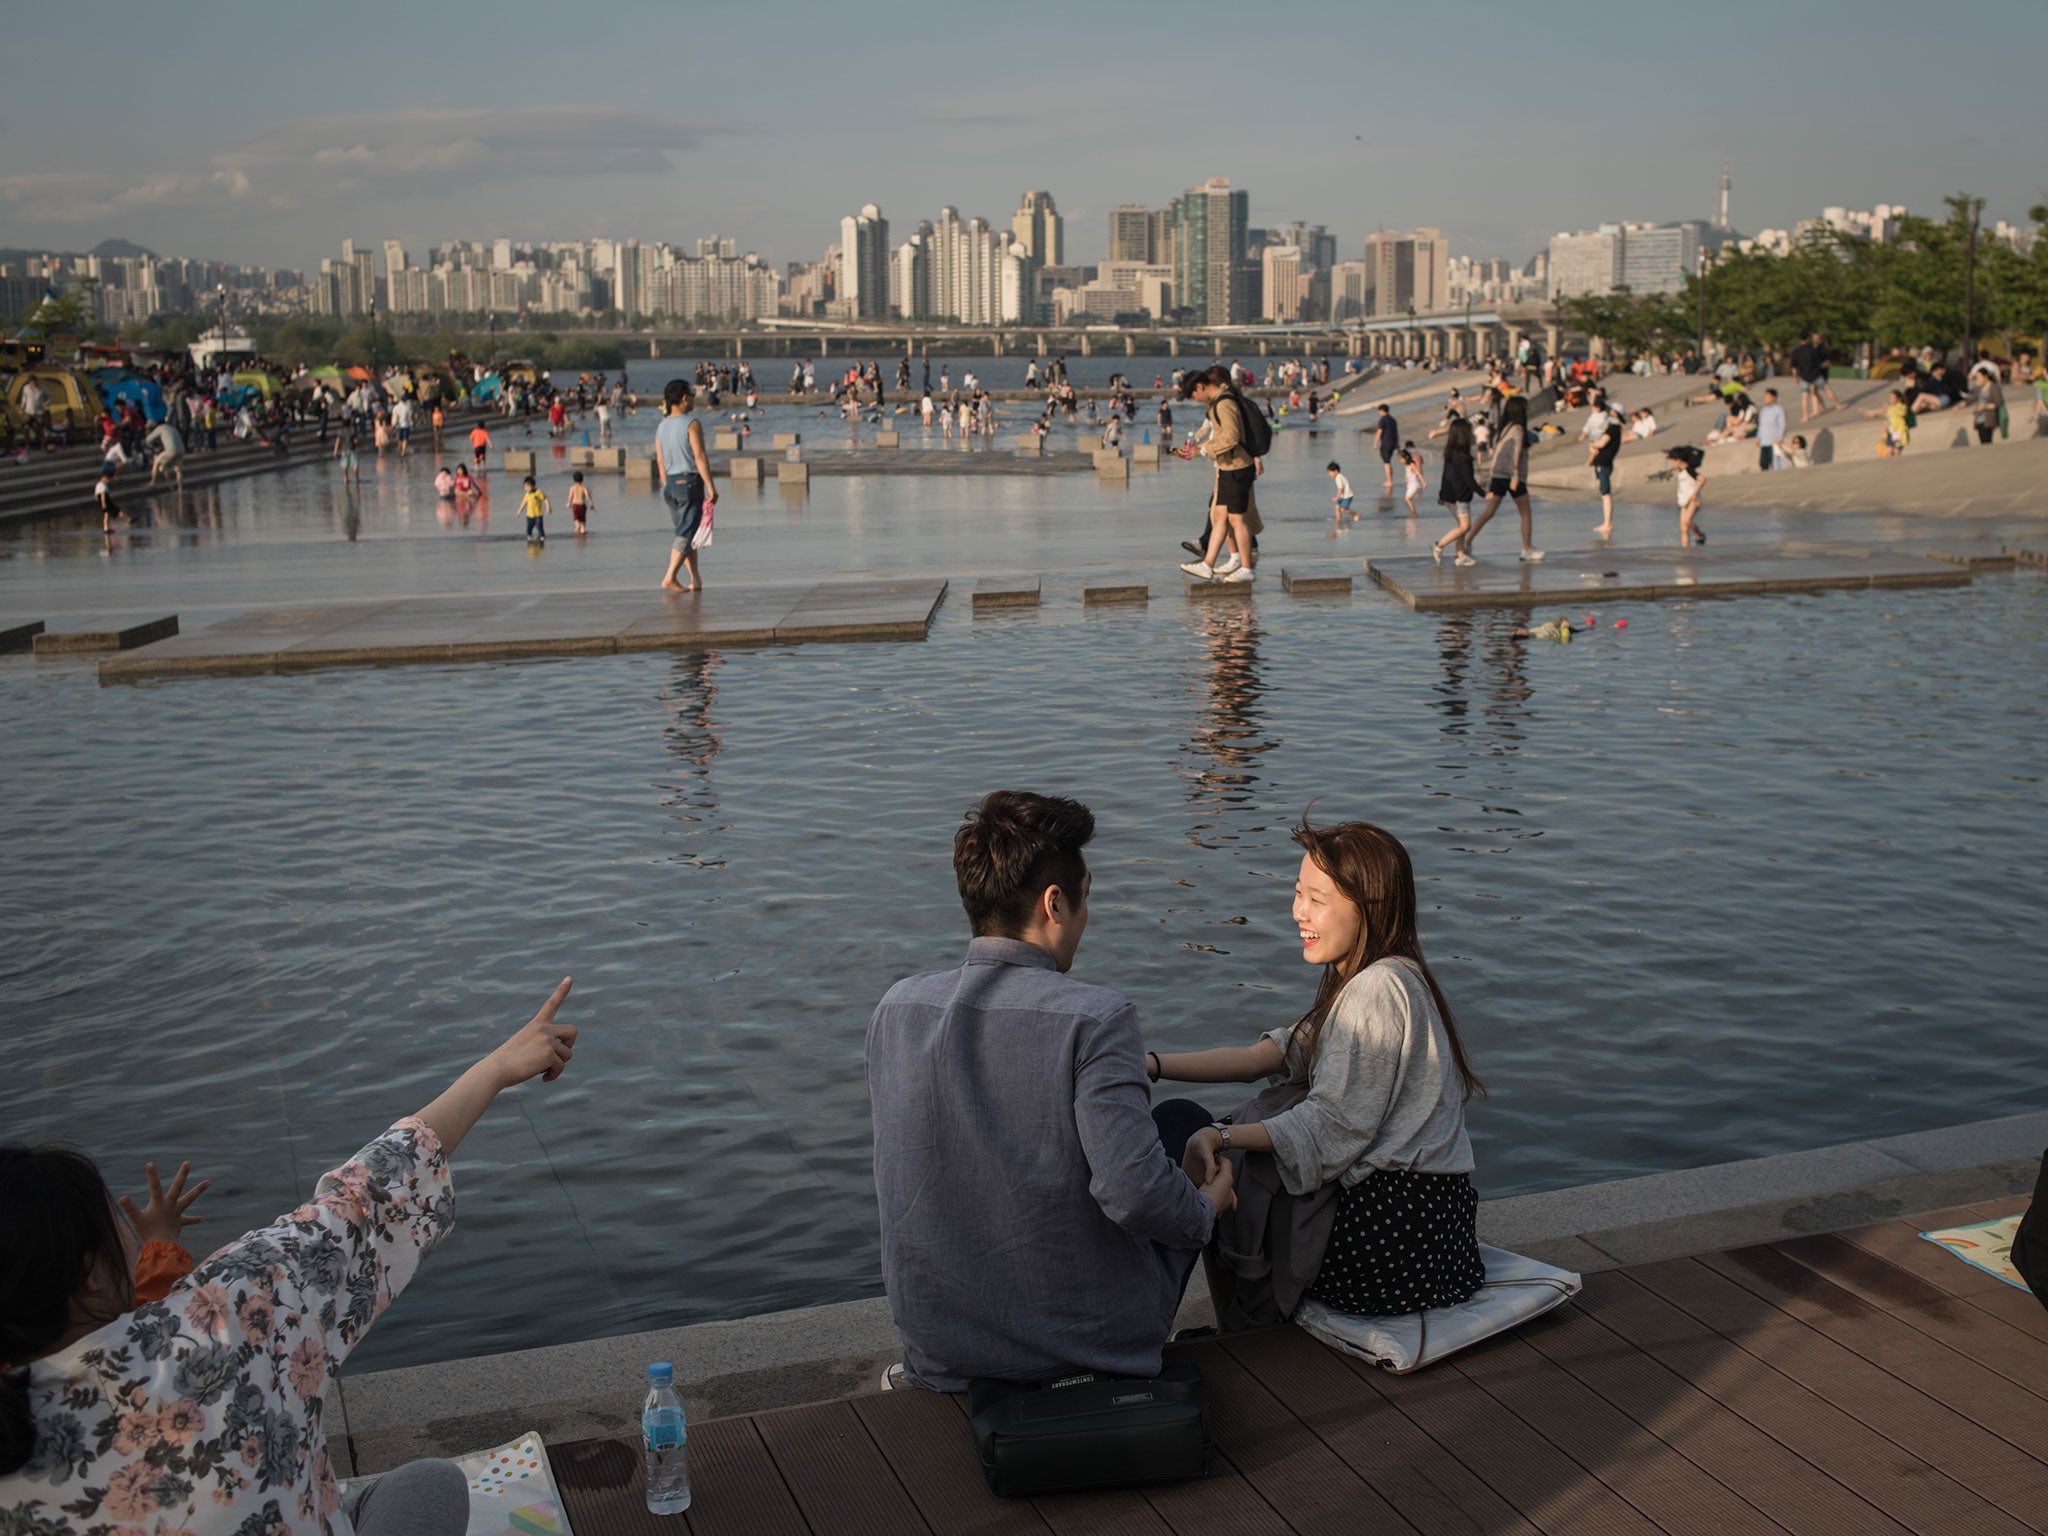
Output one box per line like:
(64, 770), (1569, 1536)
(1919, 1216), (2031, 1290)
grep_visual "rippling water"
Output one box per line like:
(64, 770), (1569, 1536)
(4, 565), (2044, 1371)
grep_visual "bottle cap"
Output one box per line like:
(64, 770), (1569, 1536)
(648, 1362), (674, 1383)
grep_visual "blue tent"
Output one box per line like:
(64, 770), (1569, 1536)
(90, 368), (166, 423)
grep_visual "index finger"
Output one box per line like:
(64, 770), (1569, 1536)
(532, 976), (574, 1022)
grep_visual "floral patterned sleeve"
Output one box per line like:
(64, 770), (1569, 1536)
(186, 1116), (454, 1372)
(2, 1120), (454, 1536)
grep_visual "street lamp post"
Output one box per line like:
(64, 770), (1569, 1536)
(1960, 195), (1985, 362)
(216, 284), (227, 370)
(1695, 250), (1708, 362)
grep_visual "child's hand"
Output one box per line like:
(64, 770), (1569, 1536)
(119, 1161), (210, 1247)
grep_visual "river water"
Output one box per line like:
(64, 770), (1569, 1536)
(3, 401), (2043, 1372)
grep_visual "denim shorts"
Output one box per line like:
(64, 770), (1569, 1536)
(663, 473), (705, 552)
(1593, 462), (1613, 495)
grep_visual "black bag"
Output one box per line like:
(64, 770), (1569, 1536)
(967, 1362), (1210, 1496)
(1220, 391), (1274, 458)
(2014, 1146), (2048, 1315)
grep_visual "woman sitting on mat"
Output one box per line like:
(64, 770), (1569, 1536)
(0, 981), (581, 1536)
(1146, 817), (1486, 1328)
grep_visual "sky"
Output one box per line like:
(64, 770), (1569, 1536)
(5, 0), (2045, 274)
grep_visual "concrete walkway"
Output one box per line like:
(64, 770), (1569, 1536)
(1364, 542), (1970, 611)
(326, 1110), (2047, 1478)
(95, 578), (950, 680)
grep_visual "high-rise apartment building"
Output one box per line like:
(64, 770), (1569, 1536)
(1547, 221), (1700, 298)
(1173, 177), (1250, 325)
(1012, 191), (1063, 266)
(1260, 246), (1303, 321)
(1108, 204), (1153, 263)
(1547, 228), (1621, 298)
(837, 203), (891, 318)
(1363, 227), (1447, 316)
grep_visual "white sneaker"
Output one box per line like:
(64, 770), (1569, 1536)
(880, 1362), (908, 1391)
(1221, 566), (1256, 583)
(1179, 560), (1215, 579)
(1455, 553), (1477, 567)
(1213, 551), (1242, 574)
(1519, 549), (1546, 563)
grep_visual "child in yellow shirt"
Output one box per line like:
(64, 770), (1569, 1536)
(520, 475), (549, 543)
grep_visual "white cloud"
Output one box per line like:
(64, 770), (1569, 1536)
(0, 106), (703, 228)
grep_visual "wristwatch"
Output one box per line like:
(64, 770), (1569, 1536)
(1213, 1123), (1232, 1151)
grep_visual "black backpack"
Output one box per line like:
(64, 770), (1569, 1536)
(1220, 390), (1274, 457)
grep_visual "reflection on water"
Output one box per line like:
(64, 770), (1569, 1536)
(660, 653), (727, 865)
(1179, 607), (1277, 847)
(2, 562), (2044, 1372)
(1432, 614), (1534, 756)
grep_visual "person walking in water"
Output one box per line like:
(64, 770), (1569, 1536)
(1462, 394), (1542, 563)
(1374, 404), (1399, 490)
(1667, 444), (1708, 545)
(1430, 416), (1480, 565)
(655, 379), (714, 593)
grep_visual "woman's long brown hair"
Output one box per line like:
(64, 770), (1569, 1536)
(1288, 816), (1485, 1100)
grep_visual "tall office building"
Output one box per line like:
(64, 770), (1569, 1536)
(1108, 204), (1153, 263)
(1172, 177), (1250, 325)
(1011, 191), (1064, 266)
(1617, 221), (1702, 295)
(1546, 221), (1700, 297)
(837, 203), (891, 318)
(1363, 228), (1447, 317)
(1260, 246), (1303, 321)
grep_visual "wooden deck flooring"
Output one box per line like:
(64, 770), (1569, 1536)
(551, 1197), (2043, 1535)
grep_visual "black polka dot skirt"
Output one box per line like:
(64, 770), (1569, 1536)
(1305, 1168), (1485, 1316)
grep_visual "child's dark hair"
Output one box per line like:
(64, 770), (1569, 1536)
(1326, 461), (1341, 472)
(1667, 444), (1706, 472)
(1, 1145), (132, 1475)
(522, 475), (536, 488)
(572, 471), (584, 483)
(1443, 415), (1475, 462)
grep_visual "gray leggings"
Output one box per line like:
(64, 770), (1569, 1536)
(345, 1458), (469, 1536)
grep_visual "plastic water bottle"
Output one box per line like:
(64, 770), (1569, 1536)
(642, 1362), (691, 1514)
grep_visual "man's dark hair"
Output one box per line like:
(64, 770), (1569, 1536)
(662, 378), (693, 410)
(954, 790), (1093, 937)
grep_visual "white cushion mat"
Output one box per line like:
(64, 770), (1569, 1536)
(1293, 1244), (1582, 1373)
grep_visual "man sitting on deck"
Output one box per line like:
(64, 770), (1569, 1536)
(867, 790), (1236, 1391)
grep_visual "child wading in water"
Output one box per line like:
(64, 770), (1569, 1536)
(1430, 416), (1480, 566)
(1667, 445), (1707, 545)
(568, 471), (593, 534)
(520, 475), (549, 543)
(1327, 461), (1355, 526)
(1398, 443), (1426, 516)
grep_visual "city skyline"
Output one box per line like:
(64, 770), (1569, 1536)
(3, 0), (2042, 275)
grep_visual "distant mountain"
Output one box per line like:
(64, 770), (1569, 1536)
(0, 237), (159, 266)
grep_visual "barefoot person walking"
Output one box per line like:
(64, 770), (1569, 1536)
(655, 379), (714, 593)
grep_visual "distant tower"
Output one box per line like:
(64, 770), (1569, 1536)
(1718, 162), (1731, 229)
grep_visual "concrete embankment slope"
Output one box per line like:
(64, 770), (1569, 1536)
(1613, 431), (2048, 518)
(326, 1109), (2047, 1477)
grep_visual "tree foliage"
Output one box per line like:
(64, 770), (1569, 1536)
(1566, 196), (2048, 360)
(1692, 196), (2048, 356)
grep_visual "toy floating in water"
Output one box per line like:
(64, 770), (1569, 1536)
(1515, 617), (1595, 643)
